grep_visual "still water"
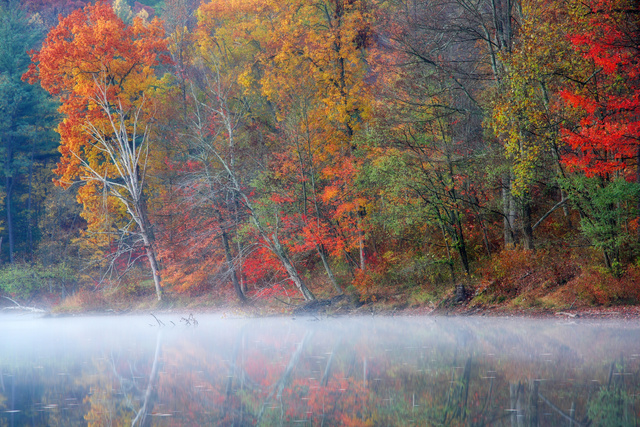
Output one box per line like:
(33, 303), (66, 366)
(1, 313), (639, 426)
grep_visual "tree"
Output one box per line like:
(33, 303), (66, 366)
(0, 0), (58, 263)
(255, 0), (374, 274)
(488, 0), (592, 250)
(557, 0), (640, 267)
(559, 0), (640, 179)
(24, 1), (170, 299)
(22, 0), (89, 28)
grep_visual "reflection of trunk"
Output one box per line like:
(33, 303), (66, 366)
(321, 337), (342, 387)
(460, 357), (471, 420)
(257, 331), (312, 423)
(569, 402), (576, 426)
(538, 392), (584, 426)
(223, 327), (243, 419)
(444, 357), (472, 423)
(528, 380), (539, 427)
(131, 331), (162, 427)
(510, 382), (524, 427)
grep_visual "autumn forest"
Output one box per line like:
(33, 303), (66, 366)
(0, 0), (639, 310)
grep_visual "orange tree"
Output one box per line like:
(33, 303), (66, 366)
(24, 1), (170, 299)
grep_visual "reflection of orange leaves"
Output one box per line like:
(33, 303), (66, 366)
(340, 415), (374, 427)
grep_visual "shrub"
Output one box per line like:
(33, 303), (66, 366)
(475, 248), (579, 301)
(0, 262), (79, 301)
(572, 265), (640, 306)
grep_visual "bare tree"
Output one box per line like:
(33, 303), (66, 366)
(76, 78), (163, 300)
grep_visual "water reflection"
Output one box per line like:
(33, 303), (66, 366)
(1, 315), (639, 426)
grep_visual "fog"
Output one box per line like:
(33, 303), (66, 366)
(1, 314), (639, 426)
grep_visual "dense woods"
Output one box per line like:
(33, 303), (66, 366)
(0, 0), (639, 308)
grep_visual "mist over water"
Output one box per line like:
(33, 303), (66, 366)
(1, 314), (639, 426)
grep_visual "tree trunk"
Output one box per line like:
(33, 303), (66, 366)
(455, 217), (471, 274)
(27, 150), (34, 255)
(637, 142), (640, 237)
(5, 174), (14, 265)
(142, 233), (162, 302)
(522, 198), (534, 250)
(318, 244), (342, 294)
(357, 208), (366, 271)
(222, 229), (246, 304)
(271, 233), (315, 301)
(137, 181), (162, 301)
(503, 174), (516, 248)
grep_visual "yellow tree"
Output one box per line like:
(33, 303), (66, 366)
(489, 0), (592, 249)
(24, 1), (169, 300)
(193, 0), (374, 300)
(255, 0), (374, 273)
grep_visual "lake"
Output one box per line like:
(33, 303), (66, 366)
(1, 313), (639, 426)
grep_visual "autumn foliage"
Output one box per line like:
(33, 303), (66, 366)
(560, 0), (640, 178)
(7, 0), (640, 307)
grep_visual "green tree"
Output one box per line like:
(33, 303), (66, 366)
(0, 0), (58, 264)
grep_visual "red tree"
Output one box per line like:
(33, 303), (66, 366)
(560, 0), (640, 179)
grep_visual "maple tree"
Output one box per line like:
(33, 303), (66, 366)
(24, 1), (169, 299)
(559, 0), (640, 179)
(552, 0), (640, 267)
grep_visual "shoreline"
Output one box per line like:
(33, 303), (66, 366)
(6, 297), (640, 321)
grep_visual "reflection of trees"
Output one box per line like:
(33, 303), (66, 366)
(587, 357), (637, 427)
(83, 331), (163, 427)
(131, 331), (162, 426)
(0, 365), (87, 426)
(4, 319), (640, 426)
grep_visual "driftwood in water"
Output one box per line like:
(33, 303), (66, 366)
(1, 296), (45, 313)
